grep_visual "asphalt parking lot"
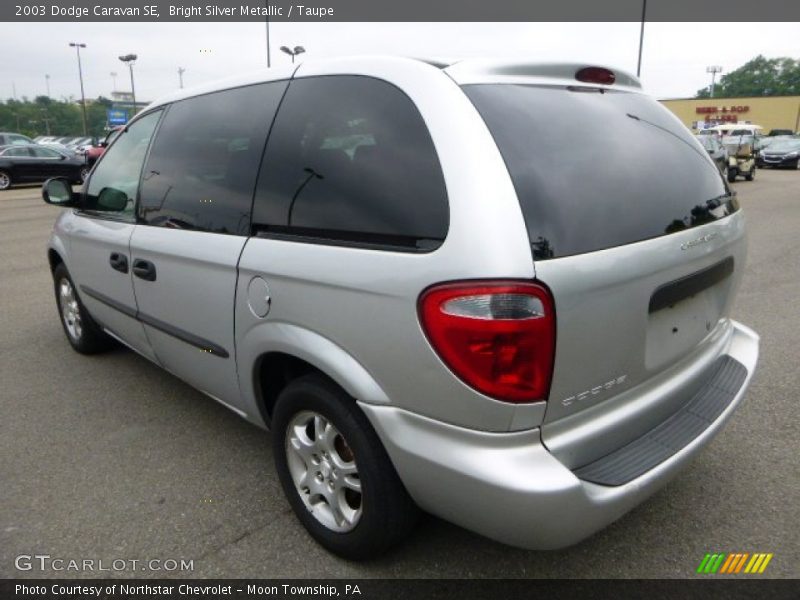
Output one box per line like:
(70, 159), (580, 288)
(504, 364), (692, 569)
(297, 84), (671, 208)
(1, 169), (798, 579)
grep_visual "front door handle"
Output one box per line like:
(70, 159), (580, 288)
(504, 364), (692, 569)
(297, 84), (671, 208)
(109, 252), (128, 274)
(132, 259), (157, 282)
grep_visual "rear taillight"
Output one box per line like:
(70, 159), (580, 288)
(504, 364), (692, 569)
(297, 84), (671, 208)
(575, 66), (616, 85)
(419, 281), (556, 403)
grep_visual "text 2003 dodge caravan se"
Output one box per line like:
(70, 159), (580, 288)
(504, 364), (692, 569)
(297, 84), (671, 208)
(43, 57), (759, 559)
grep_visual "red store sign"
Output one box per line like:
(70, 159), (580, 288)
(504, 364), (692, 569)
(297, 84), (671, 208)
(696, 105), (750, 114)
(695, 105), (750, 123)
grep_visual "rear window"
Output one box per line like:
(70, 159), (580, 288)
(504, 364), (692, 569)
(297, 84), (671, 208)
(463, 85), (737, 260)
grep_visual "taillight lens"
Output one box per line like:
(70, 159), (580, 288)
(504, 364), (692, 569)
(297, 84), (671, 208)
(419, 281), (556, 403)
(575, 66), (616, 85)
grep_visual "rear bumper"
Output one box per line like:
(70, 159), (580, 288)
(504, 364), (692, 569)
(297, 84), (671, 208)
(360, 320), (758, 550)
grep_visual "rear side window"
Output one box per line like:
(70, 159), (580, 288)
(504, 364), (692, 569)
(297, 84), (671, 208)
(138, 82), (287, 235)
(252, 75), (448, 250)
(464, 85), (737, 260)
(3, 147), (32, 157)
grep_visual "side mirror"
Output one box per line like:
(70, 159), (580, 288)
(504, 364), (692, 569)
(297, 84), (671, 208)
(96, 187), (129, 211)
(99, 141), (108, 148)
(42, 178), (79, 206)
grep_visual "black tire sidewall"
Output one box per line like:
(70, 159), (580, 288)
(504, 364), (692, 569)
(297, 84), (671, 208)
(0, 170), (11, 190)
(272, 375), (415, 560)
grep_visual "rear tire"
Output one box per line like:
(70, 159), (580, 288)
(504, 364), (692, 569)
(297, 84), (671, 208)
(79, 166), (90, 183)
(0, 170), (11, 190)
(745, 167), (755, 181)
(53, 263), (114, 354)
(272, 374), (419, 560)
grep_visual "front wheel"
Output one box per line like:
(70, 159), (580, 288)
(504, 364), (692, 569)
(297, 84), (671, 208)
(53, 263), (114, 354)
(79, 166), (90, 183)
(0, 170), (11, 190)
(272, 375), (419, 560)
(745, 166), (755, 181)
(727, 168), (737, 183)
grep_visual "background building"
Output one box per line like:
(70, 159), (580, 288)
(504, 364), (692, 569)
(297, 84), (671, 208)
(660, 96), (800, 134)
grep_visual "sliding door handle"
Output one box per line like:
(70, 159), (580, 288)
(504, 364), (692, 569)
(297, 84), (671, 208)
(132, 259), (157, 282)
(109, 252), (128, 273)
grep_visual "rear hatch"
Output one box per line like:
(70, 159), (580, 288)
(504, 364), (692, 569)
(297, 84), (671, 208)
(463, 80), (746, 453)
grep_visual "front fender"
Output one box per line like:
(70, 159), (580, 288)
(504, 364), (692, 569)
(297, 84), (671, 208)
(47, 213), (72, 272)
(236, 321), (391, 430)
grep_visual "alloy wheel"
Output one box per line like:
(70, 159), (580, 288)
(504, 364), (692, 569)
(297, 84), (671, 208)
(58, 278), (82, 341)
(285, 410), (362, 532)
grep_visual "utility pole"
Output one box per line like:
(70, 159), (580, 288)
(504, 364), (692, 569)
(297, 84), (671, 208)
(110, 71), (117, 92)
(178, 67), (186, 89)
(45, 74), (51, 97)
(69, 42), (89, 136)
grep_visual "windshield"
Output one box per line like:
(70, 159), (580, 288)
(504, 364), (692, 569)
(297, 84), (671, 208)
(463, 84), (736, 260)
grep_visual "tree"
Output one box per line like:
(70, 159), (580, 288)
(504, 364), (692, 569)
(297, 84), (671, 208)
(696, 55), (800, 98)
(0, 96), (111, 137)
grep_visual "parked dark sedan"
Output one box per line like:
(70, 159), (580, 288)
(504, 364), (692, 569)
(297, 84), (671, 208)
(695, 134), (728, 173)
(0, 144), (89, 190)
(757, 138), (800, 169)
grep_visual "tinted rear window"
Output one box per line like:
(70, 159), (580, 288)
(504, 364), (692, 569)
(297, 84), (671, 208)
(252, 75), (448, 250)
(464, 85), (737, 260)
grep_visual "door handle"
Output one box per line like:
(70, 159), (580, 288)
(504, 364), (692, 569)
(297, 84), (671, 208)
(132, 259), (157, 281)
(109, 252), (128, 273)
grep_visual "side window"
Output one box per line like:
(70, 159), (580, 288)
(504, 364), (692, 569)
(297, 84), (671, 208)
(9, 135), (32, 145)
(31, 146), (62, 158)
(85, 110), (161, 217)
(138, 82), (287, 235)
(252, 76), (449, 249)
(4, 147), (32, 157)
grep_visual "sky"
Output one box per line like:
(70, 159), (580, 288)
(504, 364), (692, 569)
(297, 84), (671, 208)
(1, 22), (798, 104)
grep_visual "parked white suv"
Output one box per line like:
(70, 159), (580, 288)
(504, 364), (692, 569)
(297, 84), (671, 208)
(42, 57), (759, 559)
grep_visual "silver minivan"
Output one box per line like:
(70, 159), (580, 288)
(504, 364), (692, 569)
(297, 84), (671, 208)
(43, 57), (759, 559)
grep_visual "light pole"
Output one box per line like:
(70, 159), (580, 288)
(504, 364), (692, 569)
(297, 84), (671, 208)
(280, 45), (305, 64)
(636, 0), (646, 78)
(69, 42), (88, 136)
(110, 71), (117, 92)
(119, 54), (138, 114)
(41, 109), (52, 136)
(706, 65), (723, 98)
(178, 67), (186, 89)
(265, 0), (271, 67)
(45, 74), (50, 97)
